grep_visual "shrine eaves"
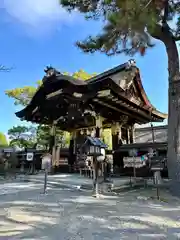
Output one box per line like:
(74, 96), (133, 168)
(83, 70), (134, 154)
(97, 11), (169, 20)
(15, 60), (167, 131)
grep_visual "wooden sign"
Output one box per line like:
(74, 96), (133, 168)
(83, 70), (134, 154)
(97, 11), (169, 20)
(41, 153), (52, 170)
(123, 157), (146, 168)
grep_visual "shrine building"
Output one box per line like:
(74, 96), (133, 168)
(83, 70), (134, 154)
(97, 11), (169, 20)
(15, 59), (167, 170)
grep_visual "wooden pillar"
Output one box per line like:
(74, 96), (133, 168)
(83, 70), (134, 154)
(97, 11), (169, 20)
(93, 116), (103, 198)
(49, 123), (56, 173)
(49, 124), (56, 152)
(127, 127), (131, 144)
(68, 131), (77, 172)
(111, 122), (123, 172)
(127, 129), (129, 144)
(95, 115), (103, 138)
(111, 122), (122, 150)
(55, 146), (60, 168)
(129, 125), (135, 143)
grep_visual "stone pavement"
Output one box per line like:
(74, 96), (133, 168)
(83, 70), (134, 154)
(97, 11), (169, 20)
(0, 175), (180, 239)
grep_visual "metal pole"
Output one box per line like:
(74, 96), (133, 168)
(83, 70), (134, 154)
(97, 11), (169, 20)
(43, 168), (48, 194)
(92, 168), (95, 190)
(93, 157), (100, 198)
(95, 159), (100, 198)
(155, 175), (160, 200)
(133, 156), (136, 182)
(150, 122), (155, 143)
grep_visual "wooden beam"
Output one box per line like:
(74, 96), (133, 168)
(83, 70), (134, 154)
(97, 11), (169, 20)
(97, 89), (111, 97)
(107, 96), (153, 121)
(46, 89), (63, 99)
(93, 99), (147, 123)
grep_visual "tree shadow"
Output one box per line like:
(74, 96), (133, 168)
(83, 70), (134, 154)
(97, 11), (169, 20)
(0, 183), (180, 239)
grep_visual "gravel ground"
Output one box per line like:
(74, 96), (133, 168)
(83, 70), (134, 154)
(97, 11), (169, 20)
(0, 176), (180, 239)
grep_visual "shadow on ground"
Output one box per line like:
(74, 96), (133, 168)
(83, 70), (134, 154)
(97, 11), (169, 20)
(0, 182), (180, 240)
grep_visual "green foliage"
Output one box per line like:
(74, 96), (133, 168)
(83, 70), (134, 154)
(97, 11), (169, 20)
(36, 125), (69, 149)
(72, 69), (96, 80)
(5, 82), (41, 106)
(0, 133), (8, 147)
(36, 125), (51, 149)
(8, 126), (29, 139)
(60, 0), (180, 56)
(8, 126), (36, 148)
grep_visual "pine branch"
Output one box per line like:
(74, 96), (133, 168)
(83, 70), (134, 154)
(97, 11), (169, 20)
(173, 35), (180, 41)
(0, 65), (12, 72)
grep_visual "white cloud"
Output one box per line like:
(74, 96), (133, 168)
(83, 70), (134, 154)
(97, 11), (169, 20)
(1, 0), (78, 35)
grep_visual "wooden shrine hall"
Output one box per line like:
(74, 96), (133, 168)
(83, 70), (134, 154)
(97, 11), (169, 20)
(15, 59), (167, 170)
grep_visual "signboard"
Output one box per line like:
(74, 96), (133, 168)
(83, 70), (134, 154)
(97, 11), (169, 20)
(41, 154), (52, 170)
(26, 152), (34, 161)
(150, 156), (164, 171)
(123, 157), (146, 168)
(3, 148), (13, 153)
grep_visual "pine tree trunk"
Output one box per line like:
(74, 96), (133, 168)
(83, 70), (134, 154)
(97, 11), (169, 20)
(161, 29), (180, 195)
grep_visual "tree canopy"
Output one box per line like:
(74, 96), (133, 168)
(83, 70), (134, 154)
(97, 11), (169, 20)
(60, 0), (180, 56)
(8, 126), (36, 149)
(59, 0), (180, 194)
(36, 125), (70, 149)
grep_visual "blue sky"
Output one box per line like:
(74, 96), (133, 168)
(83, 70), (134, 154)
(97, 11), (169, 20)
(0, 0), (178, 134)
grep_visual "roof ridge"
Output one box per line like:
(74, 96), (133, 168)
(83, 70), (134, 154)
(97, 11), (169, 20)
(86, 59), (136, 83)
